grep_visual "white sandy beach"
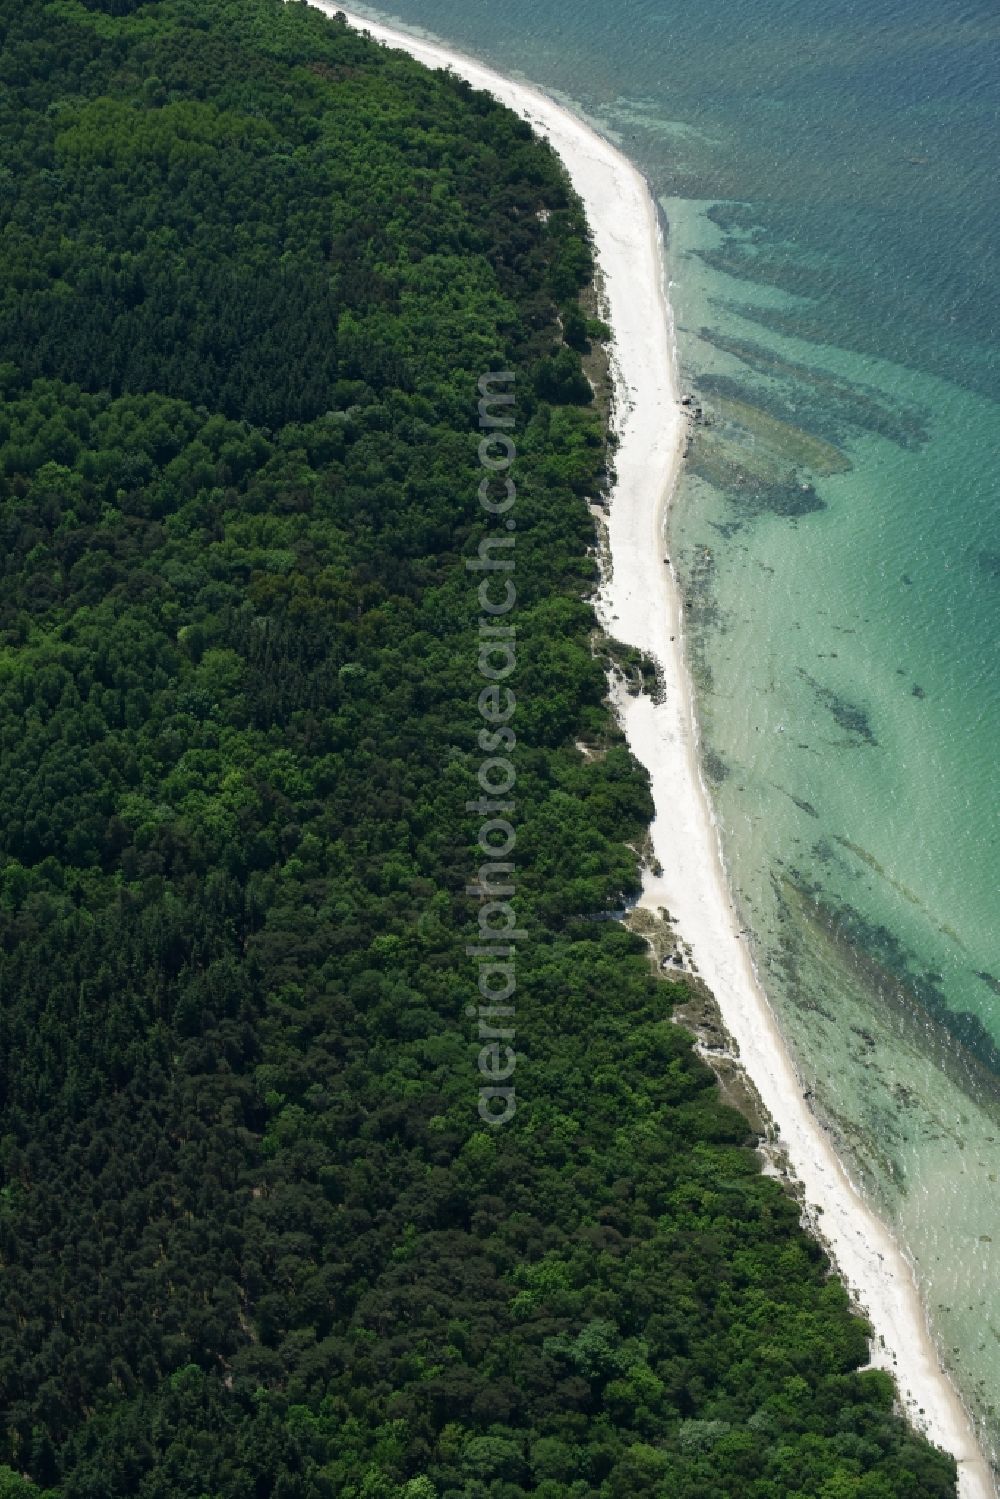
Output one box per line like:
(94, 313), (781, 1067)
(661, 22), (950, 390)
(305, 5), (995, 1493)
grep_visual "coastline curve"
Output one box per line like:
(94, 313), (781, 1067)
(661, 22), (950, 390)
(300, 4), (995, 1492)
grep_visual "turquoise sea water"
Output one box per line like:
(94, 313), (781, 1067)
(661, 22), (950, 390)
(348, 0), (1000, 1462)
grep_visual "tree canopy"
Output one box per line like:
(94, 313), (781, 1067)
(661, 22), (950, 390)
(0, 0), (958, 1496)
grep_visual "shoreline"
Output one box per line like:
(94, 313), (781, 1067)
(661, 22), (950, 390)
(304, 4), (994, 1492)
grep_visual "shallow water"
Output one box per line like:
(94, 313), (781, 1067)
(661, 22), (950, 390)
(349, 0), (1000, 1459)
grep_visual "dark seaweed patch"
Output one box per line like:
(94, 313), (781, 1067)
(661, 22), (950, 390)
(794, 887), (1000, 1083)
(696, 330), (931, 451)
(688, 447), (827, 518)
(799, 670), (879, 745)
(697, 372), (853, 463)
(706, 202), (768, 237)
(702, 746), (730, 784)
(772, 781), (820, 818)
(732, 475), (826, 518)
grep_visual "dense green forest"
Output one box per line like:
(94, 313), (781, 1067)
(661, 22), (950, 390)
(0, 1), (958, 1495)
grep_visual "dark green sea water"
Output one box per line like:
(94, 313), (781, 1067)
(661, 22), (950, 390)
(348, 0), (1000, 1457)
